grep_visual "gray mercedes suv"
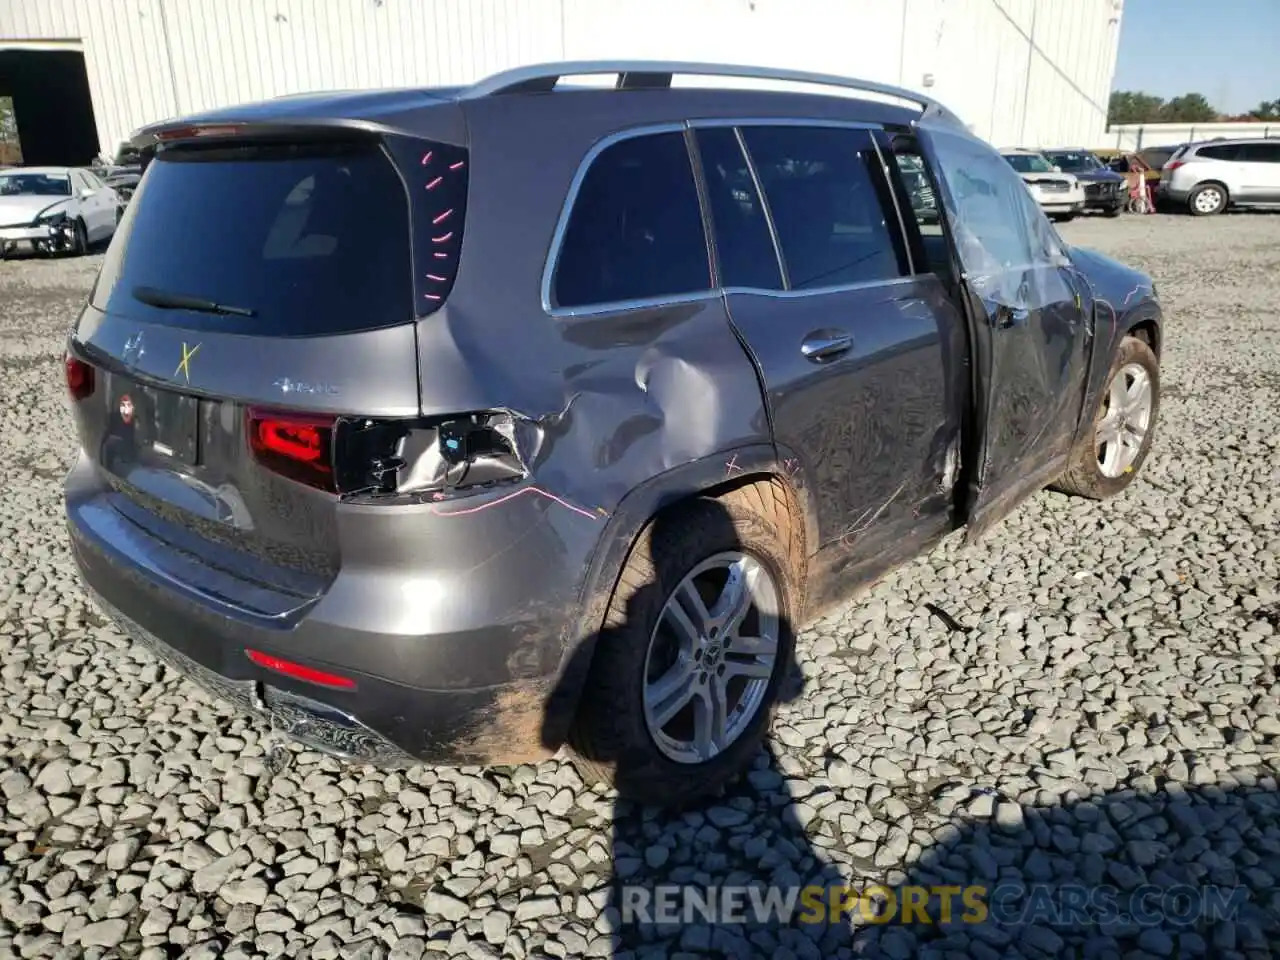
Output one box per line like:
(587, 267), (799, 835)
(64, 62), (1163, 806)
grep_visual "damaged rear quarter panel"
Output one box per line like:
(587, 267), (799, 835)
(402, 96), (772, 756)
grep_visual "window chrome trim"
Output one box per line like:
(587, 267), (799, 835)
(541, 121), (701, 317)
(690, 117), (882, 132)
(867, 130), (918, 276)
(722, 274), (920, 299)
(732, 125), (789, 290)
(542, 117), (909, 318)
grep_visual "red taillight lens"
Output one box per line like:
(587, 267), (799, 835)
(65, 353), (95, 401)
(245, 649), (356, 690)
(1165, 160), (1184, 172)
(246, 408), (336, 491)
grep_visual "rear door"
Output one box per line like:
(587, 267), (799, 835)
(1238, 141), (1280, 200)
(67, 129), (467, 611)
(696, 121), (966, 564)
(916, 125), (1091, 537)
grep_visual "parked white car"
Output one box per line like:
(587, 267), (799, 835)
(0, 166), (122, 258)
(999, 148), (1086, 221)
(1157, 138), (1280, 216)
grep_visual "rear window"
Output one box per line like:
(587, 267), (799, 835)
(92, 140), (416, 336)
(1196, 143), (1242, 161)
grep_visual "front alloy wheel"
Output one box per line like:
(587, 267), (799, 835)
(1095, 362), (1154, 478)
(643, 552), (779, 764)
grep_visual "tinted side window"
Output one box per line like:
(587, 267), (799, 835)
(553, 132), (711, 309)
(1240, 142), (1280, 163)
(740, 126), (907, 290)
(1197, 144), (1241, 161)
(695, 127), (783, 290)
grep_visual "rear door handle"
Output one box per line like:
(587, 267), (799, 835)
(800, 331), (853, 363)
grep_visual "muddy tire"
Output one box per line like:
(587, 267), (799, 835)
(1053, 334), (1160, 499)
(568, 479), (804, 808)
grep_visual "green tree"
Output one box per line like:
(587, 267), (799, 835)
(0, 97), (16, 143)
(0, 97), (20, 165)
(1248, 98), (1280, 120)
(1108, 90), (1166, 125)
(1160, 93), (1218, 123)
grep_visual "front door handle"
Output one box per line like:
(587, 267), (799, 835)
(800, 331), (853, 363)
(996, 305), (1031, 329)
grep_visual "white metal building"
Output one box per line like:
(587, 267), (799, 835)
(0, 0), (1124, 164)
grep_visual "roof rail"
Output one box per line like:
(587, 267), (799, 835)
(457, 60), (963, 125)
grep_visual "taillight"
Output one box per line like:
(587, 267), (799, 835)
(1165, 160), (1185, 172)
(245, 649), (355, 690)
(246, 408), (336, 492)
(65, 353), (95, 401)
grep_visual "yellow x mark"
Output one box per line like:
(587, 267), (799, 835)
(174, 342), (201, 383)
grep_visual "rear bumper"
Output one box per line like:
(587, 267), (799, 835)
(65, 452), (601, 766)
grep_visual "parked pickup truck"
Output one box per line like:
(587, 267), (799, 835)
(64, 61), (1163, 806)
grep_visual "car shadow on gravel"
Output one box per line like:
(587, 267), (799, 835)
(554, 499), (855, 958)
(846, 780), (1280, 959)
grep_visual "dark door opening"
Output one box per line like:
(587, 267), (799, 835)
(0, 48), (99, 166)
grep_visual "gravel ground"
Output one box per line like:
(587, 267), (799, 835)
(1, 213), (1279, 960)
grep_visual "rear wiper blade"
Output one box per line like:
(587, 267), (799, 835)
(132, 285), (256, 317)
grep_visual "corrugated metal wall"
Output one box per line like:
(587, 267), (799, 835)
(0, 0), (1121, 156)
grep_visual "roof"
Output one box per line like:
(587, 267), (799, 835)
(998, 147), (1046, 155)
(130, 60), (964, 147)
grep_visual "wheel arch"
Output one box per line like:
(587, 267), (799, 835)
(538, 447), (814, 751)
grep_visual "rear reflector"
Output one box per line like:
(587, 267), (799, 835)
(245, 649), (356, 690)
(65, 353), (95, 401)
(247, 408), (336, 491)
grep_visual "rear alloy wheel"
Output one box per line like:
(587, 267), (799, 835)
(569, 481), (802, 807)
(1053, 334), (1160, 499)
(1188, 183), (1227, 216)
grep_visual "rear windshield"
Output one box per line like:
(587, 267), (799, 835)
(92, 140), (414, 336)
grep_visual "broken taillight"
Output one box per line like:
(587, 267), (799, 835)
(247, 408), (336, 492)
(65, 353), (95, 401)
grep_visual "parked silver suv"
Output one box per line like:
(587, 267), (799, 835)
(1158, 138), (1280, 215)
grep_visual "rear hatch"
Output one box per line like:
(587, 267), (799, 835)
(66, 125), (468, 620)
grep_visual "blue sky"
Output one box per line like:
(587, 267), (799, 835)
(1113, 0), (1280, 114)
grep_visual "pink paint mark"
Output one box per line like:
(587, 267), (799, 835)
(420, 151), (433, 165)
(433, 252), (449, 259)
(449, 160), (465, 170)
(432, 232), (454, 244)
(423, 293), (442, 301)
(428, 485), (600, 522)
(426, 274), (447, 282)
(425, 176), (444, 190)
(432, 208), (454, 225)
(725, 454), (742, 476)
